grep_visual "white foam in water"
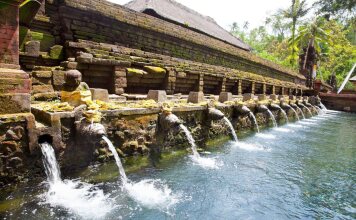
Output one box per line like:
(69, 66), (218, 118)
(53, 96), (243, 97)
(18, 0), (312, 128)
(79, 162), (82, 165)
(43, 179), (113, 219)
(274, 127), (292, 132)
(255, 133), (276, 139)
(287, 124), (303, 128)
(190, 155), (222, 169)
(298, 121), (317, 125)
(124, 179), (181, 213)
(234, 142), (270, 152)
(304, 118), (318, 122)
(103, 136), (181, 213)
(40, 143), (113, 219)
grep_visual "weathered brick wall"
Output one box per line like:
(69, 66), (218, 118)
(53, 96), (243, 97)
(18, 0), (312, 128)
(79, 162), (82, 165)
(0, 3), (20, 66)
(39, 0), (304, 85)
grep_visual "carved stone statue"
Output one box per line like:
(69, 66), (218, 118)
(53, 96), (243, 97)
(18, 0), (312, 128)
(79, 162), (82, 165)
(61, 70), (92, 107)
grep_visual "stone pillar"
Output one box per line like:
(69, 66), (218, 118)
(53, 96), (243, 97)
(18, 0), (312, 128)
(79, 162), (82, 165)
(195, 73), (204, 92)
(262, 83), (267, 95)
(164, 68), (176, 95)
(272, 85), (276, 95)
(114, 65), (129, 95)
(238, 79), (242, 95)
(0, 0), (31, 114)
(281, 87), (285, 95)
(251, 81), (255, 95)
(220, 77), (226, 93)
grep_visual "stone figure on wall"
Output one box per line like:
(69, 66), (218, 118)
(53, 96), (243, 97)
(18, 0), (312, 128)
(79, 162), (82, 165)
(327, 72), (337, 92)
(61, 70), (92, 107)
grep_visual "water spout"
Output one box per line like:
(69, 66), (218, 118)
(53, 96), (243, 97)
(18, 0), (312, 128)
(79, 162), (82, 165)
(270, 103), (288, 123)
(223, 117), (238, 142)
(40, 142), (61, 184)
(266, 109), (277, 127)
(297, 103), (309, 118)
(159, 113), (182, 132)
(179, 124), (200, 158)
(249, 112), (260, 133)
(102, 136), (128, 182)
(179, 124), (219, 169)
(293, 104), (305, 119)
(40, 142), (112, 218)
(279, 108), (289, 123)
(289, 106), (300, 121)
(320, 102), (327, 111)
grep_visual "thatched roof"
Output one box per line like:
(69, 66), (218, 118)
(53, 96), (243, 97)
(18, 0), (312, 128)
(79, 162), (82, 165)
(125, 0), (251, 51)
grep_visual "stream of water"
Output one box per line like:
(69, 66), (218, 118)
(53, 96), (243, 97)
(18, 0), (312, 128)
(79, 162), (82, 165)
(223, 117), (238, 142)
(249, 112), (260, 133)
(266, 109), (278, 127)
(1, 110), (355, 219)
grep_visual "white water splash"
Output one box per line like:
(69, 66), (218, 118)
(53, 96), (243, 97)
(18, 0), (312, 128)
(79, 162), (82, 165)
(249, 112), (260, 133)
(234, 142), (270, 152)
(223, 117), (238, 142)
(255, 133), (276, 139)
(287, 124), (303, 128)
(298, 121), (317, 125)
(266, 109), (277, 127)
(40, 143), (113, 219)
(103, 137), (181, 212)
(190, 155), (222, 169)
(274, 127), (292, 133)
(180, 124), (221, 169)
(124, 179), (181, 213)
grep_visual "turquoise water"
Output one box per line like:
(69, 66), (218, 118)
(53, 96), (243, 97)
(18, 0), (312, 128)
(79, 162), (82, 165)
(1, 111), (355, 219)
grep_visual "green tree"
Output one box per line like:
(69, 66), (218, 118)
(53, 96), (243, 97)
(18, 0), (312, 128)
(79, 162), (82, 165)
(284, 0), (310, 66)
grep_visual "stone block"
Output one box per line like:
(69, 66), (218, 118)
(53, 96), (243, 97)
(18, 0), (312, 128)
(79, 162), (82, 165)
(258, 94), (267, 101)
(115, 87), (125, 95)
(243, 93), (254, 101)
(32, 71), (52, 78)
(188, 91), (205, 103)
(115, 77), (127, 87)
(0, 94), (31, 114)
(147, 90), (167, 103)
(52, 70), (66, 89)
(269, 94), (278, 101)
(289, 95), (296, 100)
(25, 41), (40, 56)
(90, 88), (109, 102)
(50, 45), (64, 59)
(218, 92), (232, 103)
(32, 84), (54, 94)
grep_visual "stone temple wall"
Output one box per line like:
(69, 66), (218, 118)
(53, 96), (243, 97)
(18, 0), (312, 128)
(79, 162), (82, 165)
(18, 0), (306, 97)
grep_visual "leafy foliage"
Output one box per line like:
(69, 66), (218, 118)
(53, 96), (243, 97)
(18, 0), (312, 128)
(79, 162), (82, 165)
(230, 0), (356, 87)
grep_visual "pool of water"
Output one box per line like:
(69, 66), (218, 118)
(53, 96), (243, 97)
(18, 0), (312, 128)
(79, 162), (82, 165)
(1, 110), (355, 219)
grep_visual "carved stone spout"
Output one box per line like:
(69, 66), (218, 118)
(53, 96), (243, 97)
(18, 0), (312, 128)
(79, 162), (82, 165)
(76, 120), (107, 138)
(207, 108), (225, 120)
(281, 103), (292, 109)
(257, 104), (269, 112)
(235, 105), (251, 115)
(270, 103), (281, 110)
(158, 113), (182, 132)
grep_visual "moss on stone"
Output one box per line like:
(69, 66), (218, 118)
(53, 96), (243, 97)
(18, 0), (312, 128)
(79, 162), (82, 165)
(30, 31), (55, 51)
(49, 45), (64, 60)
(126, 68), (147, 76)
(143, 66), (167, 75)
